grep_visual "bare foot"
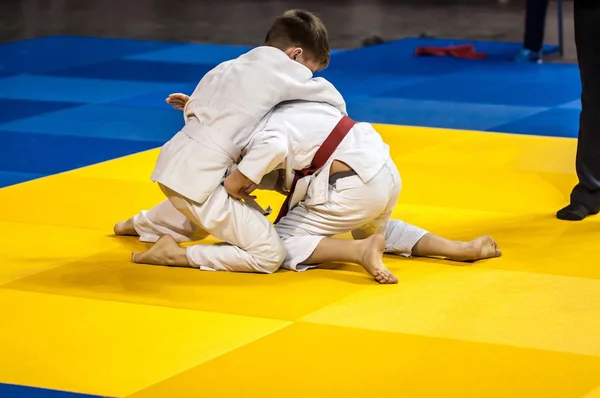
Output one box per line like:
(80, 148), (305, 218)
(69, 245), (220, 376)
(114, 218), (138, 236)
(358, 235), (398, 284)
(450, 235), (502, 262)
(132, 235), (189, 267)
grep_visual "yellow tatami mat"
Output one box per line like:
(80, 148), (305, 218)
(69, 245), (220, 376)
(1, 124), (599, 397)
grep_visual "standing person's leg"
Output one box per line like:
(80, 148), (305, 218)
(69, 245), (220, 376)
(524, 0), (550, 52)
(557, 0), (600, 220)
(516, 0), (550, 62)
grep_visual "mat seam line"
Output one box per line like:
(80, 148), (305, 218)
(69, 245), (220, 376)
(121, 322), (295, 398)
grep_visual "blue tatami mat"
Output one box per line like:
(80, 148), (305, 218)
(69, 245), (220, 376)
(325, 37), (559, 74)
(0, 36), (183, 75)
(0, 383), (104, 398)
(0, 35), (581, 189)
(319, 37), (579, 136)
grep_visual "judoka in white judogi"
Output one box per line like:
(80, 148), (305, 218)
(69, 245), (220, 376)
(115, 46), (347, 274)
(122, 99), (501, 283)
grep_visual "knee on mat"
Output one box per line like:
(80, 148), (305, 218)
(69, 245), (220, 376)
(254, 242), (286, 274)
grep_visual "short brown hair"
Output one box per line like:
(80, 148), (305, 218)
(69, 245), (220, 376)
(265, 9), (330, 68)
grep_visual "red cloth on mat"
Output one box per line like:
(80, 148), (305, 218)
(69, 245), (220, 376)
(414, 44), (487, 59)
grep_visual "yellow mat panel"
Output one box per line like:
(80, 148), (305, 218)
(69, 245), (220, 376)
(391, 205), (600, 280)
(303, 265), (600, 356)
(70, 149), (159, 182)
(127, 322), (600, 398)
(0, 174), (165, 231)
(0, 220), (121, 284)
(385, 125), (576, 174)
(585, 386), (600, 398)
(0, 289), (288, 397)
(3, 245), (373, 320)
(1, 125), (599, 397)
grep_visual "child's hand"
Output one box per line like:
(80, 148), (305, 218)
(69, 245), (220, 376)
(223, 169), (257, 200)
(165, 93), (190, 110)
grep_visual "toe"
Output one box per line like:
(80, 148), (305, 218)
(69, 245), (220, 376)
(380, 271), (398, 284)
(374, 270), (388, 284)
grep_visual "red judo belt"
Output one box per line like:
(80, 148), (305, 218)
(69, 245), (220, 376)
(274, 115), (356, 224)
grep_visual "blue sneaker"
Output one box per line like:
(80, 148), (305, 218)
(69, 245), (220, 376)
(513, 48), (542, 63)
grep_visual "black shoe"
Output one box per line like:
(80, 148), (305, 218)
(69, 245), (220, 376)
(556, 203), (599, 221)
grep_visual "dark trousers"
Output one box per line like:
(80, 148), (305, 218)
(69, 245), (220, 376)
(523, 0), (550, 52)
(571, 0), (600, 210)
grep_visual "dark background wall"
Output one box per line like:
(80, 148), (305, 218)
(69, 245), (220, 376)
(0, 0), (575, 62)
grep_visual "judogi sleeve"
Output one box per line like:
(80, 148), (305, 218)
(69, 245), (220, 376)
(237, 129), (289, 185)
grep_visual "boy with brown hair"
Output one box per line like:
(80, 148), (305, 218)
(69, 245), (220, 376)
(116, 10), (347, 274)
(265, 9), (331, 70)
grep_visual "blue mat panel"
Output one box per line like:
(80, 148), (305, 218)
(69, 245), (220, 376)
(448, 61), (580, 84)
(0, 105), (184, 142)
(329, 46), (475, 76)
(0, 170), (45, 188)
(558, 99), (582, 110)
(110, 85), (197, 109)
(346, 96), (546, 131)
(493, 108), (580, 138)
(316, 70), (429, 99)
(0, 36), (182, 75)
(127, 43), (254, 65)
(327, 37), (560, 74)
(0, 383), (104, 398)
(0, 130), (157, 174)
(42, 59), (213, 83)
(0, 99), (81, 123)
(379, 75), (580, 107)
(0, 75), (176, 104)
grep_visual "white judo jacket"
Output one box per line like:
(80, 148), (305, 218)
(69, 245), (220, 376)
(246, 100), (391, 210)
(151, 46), (347, 204)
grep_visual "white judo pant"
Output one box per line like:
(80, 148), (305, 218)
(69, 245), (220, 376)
(132, 160), (427, 273)
(132, 184), (285, 273)
(275, 159), (429, 271)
